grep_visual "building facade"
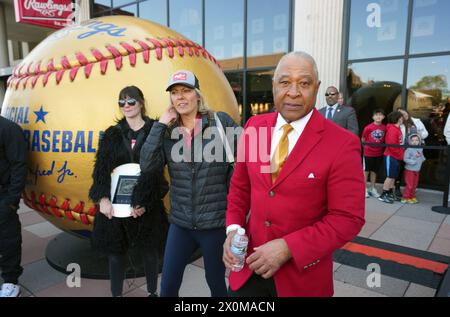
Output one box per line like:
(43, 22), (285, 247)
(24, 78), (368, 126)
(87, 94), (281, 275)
(0, 0), (449, 189)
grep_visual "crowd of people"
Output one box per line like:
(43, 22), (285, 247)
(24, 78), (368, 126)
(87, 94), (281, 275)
(0, 50), (445, 298)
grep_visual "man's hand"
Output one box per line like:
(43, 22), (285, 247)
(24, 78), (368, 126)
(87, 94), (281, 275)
(223, 230), (239, 270)
(131, 206), (146, 218)
(247, 239), (292, 279)
(99, 198), (114, 220)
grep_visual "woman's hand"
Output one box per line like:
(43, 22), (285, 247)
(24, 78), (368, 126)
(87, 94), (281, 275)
(159, 105), (177, 125)
(99, 198), (114, 220)
(131, 206), (146, 219)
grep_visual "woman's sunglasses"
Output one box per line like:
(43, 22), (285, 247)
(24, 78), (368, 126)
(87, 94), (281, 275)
(118, 98), (137, 107)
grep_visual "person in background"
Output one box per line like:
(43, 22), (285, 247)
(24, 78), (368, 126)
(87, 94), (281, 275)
(362, 109), (386, 198)
(378, 111), (405, 204)
(0, 116), (27, 297)
(394, 108), (428, 200)
(319, 86), (359, 135)
(89, 86), (169, 297)
(401, 134), (426, 204)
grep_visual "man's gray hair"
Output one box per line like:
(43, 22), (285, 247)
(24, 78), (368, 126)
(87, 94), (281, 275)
(273, 51), (319, 81)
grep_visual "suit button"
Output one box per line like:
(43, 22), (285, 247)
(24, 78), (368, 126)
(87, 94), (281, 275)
(269, 191), (275, 197)
(265, 220), (272, 227)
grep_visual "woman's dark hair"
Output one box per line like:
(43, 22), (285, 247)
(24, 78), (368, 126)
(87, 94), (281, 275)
(118, 86), (147, 117)
(387, 111), (404, 124)
(397, 107), (415, 128)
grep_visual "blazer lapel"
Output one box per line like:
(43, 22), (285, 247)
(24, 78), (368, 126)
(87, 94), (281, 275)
(271, 109), (325, 188)
(259, 112), (277, 188)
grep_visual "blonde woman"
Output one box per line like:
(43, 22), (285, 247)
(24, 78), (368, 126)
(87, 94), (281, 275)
(140, 71), (239, 297)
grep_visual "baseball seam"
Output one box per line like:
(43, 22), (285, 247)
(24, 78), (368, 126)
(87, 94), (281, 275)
(8, 37), (220, 90)
(23, 191), (97, 225)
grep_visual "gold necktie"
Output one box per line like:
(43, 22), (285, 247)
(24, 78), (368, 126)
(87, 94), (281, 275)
(272, 124), (294, 183)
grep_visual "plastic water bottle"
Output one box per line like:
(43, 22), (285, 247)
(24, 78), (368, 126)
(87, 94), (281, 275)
(230, 228), (249, 272)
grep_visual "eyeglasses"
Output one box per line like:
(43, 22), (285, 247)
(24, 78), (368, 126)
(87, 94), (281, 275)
(325, 93), (338, 97)
(118, 98), (137, 107)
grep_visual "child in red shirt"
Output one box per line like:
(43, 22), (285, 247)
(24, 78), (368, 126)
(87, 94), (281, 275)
(379, 111), (405, 204)
(362, 109), (386, 198)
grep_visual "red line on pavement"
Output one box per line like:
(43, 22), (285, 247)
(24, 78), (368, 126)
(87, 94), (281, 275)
(342, 242), (448, 274)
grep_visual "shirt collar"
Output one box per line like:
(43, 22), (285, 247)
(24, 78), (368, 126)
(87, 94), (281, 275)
(328, 103), (339, 110)
(275, 110), (314, 135)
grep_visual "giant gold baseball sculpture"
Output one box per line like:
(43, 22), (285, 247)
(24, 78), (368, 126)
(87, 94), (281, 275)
(1, 16), (239, 236)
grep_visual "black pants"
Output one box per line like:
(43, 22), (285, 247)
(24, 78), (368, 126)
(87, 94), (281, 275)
(109, 246), (159, 297)
(228, 273), (277, 297)
(0, 202), (23, 285)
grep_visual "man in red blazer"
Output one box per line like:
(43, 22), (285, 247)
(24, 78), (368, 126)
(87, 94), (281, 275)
(223, 52), (365, 297)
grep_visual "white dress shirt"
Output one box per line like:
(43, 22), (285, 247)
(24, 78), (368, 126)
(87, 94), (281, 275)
(226, 110), (314, 235)
(325, 103), (339, 120)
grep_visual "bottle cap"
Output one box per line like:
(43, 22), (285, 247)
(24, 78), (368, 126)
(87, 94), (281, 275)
(237, 228), (246, 235)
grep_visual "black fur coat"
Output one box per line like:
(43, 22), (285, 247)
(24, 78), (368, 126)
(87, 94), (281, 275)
(89, 117), (168, 255)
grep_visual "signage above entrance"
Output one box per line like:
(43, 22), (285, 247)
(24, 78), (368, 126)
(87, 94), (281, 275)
(14, 0), (74, 29)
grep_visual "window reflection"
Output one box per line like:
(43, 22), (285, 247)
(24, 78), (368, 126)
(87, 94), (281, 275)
(225, 72), (244, 123)
(94, 0), (111, 7)
(247, 0), (289, 68)
(170, 0), (202, 44)
(347, 60), (404, 136)
(410, 0), (450, 54)
(139, 0), (167, 26)
(247, 70), (275, 121)
(112, 0), (134, 7)
(112, 4), (137, 16)
(407, 56), (450, 146)
(205, 0), (244, 71)
(349, 0), (409, 60)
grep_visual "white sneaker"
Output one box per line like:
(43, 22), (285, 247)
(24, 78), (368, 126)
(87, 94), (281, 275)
(365, 189), (370, 198)
(369, 188), (380, 198)
(0, 283), (21, 297)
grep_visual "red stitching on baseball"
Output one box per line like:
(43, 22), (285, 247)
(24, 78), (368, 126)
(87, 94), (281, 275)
(75, 52), (89, 66)
(31, 75), (40, 88)
(34, 61), (41, 75)
(91, 48), (105, 61)
(47, 59), (56, 72)
(114, 56), (123, 70)
(22, 77), (31, 90)
(61, 56), (71, 69)
(147, 38), (163, 60)
(9, 38), (221, 90)
(43, 72), (52, 87)
(26, 63), (33, 76)
(100, 60), (108, 75)
(22, 191), (95, 225)
(69, 67), (80, 82)
(121, 42), (137, 66)
(56, 70), (65, 84)
(84, 63), (93, 78)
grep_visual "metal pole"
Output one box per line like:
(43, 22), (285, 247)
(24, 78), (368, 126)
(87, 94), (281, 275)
(432, 145), (450, 214)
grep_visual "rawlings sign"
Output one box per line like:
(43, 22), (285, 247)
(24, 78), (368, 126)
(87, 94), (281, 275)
(1, 16), (239, 237)
(14, 0), (74, 29)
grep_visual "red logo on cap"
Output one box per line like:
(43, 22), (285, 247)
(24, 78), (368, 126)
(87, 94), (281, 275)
(173, 72), (187, 81)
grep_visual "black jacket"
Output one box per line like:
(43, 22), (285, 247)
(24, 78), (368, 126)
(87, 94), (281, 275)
(0, 116), (28, 209)
(88, 117), (168, 254)
(140, 112), (239, 230)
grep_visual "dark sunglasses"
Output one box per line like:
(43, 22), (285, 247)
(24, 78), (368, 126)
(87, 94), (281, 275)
(325, 93), (338, 97)
(118, 98), (137, 107)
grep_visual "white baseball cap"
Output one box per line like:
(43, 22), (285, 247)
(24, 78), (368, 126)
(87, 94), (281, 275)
(166, 70), (200, 91)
